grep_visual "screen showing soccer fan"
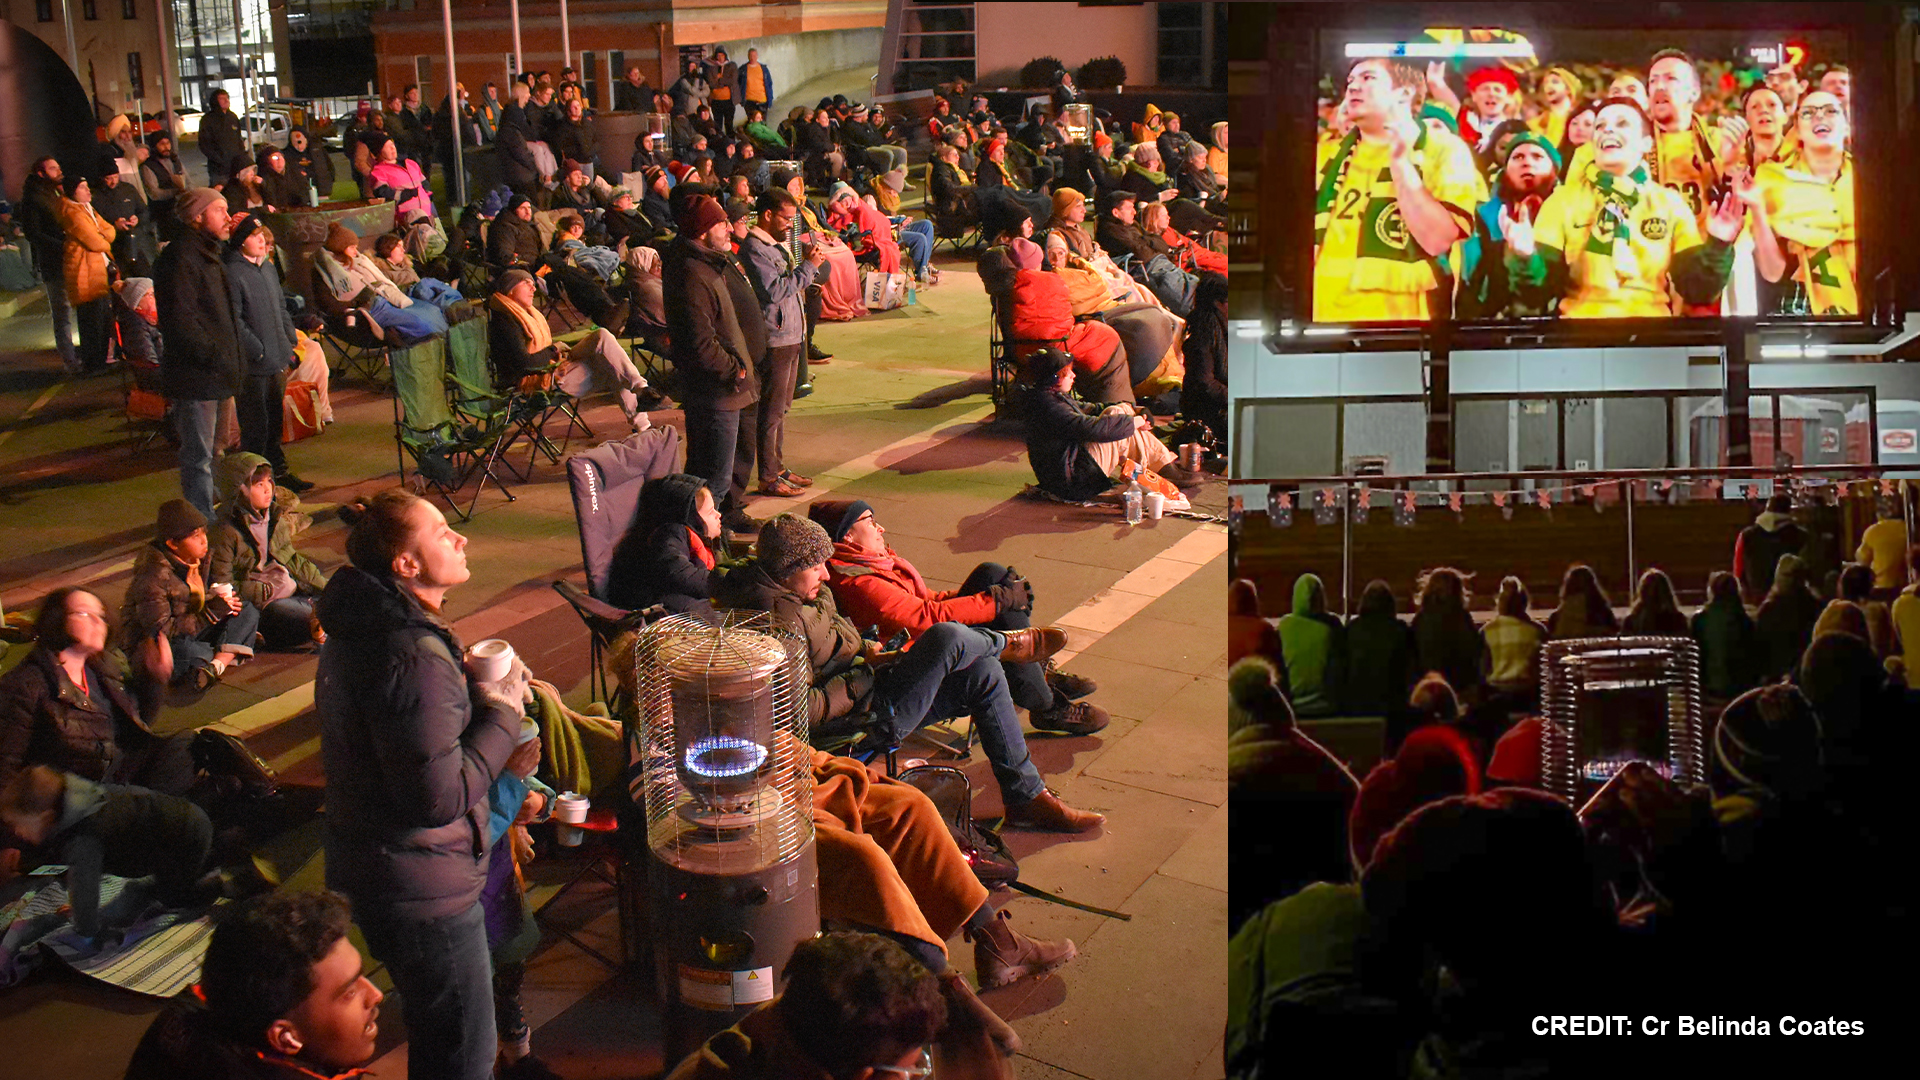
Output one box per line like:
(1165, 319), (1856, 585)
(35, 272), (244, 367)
(1310, 29), (1856, 324)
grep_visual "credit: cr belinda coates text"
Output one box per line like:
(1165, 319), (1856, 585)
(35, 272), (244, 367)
(1533, 1016), (1865, 1036)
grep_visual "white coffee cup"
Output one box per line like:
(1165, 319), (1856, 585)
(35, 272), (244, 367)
(554, 791), (590, 823)
(208, 582), (235, 599)
(517, 717), (541, 745)
(467, 638), (516, 683)
(1144, 490), (1165, 520)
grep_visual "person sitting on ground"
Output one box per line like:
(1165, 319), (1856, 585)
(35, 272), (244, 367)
(1545, 564), (1620, 639)
(1412, 568), (1485, 700)
(1002, 237), (1132, 404)
(123, 499), (261, 690)
(312, 223), (447, 343)
(1481, 575), (1546, 704)
(1734, 494), (1807, 600)
(124, 889), (384, 1080)
(1017, 349), (1181, 507)
(605, 473), (728, 616)
(0, 764), (214, 941)
(1757, 554), (1823, 680)
(713, 514), (1105, 833)
(1278, 572), (1346, 718)
(208, 455), (331, 651)
(1692, 571), (1763, 702)
(1344, 579), (1416, 717)
(1624, 567), (1690, 635)
(812, 499), (1108, 736)
(488, 269), (655, 433)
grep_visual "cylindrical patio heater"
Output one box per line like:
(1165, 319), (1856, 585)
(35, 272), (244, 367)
(633, 611), (818, 1061)
(1540, 637), (1705, 803)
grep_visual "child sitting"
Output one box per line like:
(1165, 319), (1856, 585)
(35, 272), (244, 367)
(120, 499), (261, 689)
(371, 233), (464, 313)
(208, 455), (332, 650)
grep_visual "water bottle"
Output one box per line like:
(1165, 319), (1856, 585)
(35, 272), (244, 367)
(1123, 468), (1144, 525)
(906, 272), (917, 306)
(308, 177), (320, 207)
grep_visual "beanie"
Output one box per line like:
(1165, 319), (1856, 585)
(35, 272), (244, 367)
(675, 193), (728, 238)
(769, 166), (802, 191)
(176, 187), (224, 226)
(827, 181), (856, 204)
(1348, 725), (1482, 871)
(1466, 66), (1521, 94)
(756, 514), (833, 582)
(156, 498), (208, 542)
(325, 222), (359, 256)
(725, 197), (752, 223)
(1050, 187), (1085, 219)
(1093, 130), (1113, 149)
(806, 499), (873, 544)
(1712, 683), (1824, 803)
(229, 153), (257, 179)
(1227, 656), (1293, 737)
(227, 212), (265, 251)
(1418, 102), (1460, 133)
(116, 276), (154, 312)
(1502, 131), (1564, 171)
(607, 186), (633, 203)
(1007, 236), (1043, 271)
(493, 268), (535, 295)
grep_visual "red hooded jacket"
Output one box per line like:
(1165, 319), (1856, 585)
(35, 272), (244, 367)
(825, 541), (997, 642)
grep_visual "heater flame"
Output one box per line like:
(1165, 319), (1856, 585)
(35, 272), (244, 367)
(685, 735), (770, 779)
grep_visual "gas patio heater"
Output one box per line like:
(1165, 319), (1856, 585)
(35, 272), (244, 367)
(1540, 636), (1706, 803)
(633, 611), (818, 1061)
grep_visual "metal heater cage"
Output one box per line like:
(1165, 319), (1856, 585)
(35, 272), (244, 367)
(631, 611), (815, 875)
(1539, 636), (1706, 802)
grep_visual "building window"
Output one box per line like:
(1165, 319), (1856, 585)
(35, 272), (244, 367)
(123, 0), (137, 18)
(128, 52), (145, 97)
(892, 3), (975, 94)
(1157, 3), (1206, 86)
(83, 0), (99, 19)
(37, 0), (55, 21)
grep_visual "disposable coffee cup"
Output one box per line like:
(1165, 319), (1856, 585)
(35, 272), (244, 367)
(557, 823), (583, 846)
(554, 791), (590, 823)
(1144, 491), (1165, 520)
(209, 582), (235, 598)
(467, 638), (515, 683)
(517, 717), (541, 745)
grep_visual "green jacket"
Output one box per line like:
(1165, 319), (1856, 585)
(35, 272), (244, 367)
(206, 452), (330, 609)
(1277, 575), (1346, 717)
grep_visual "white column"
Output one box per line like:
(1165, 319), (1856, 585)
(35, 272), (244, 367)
(443, 0), (465, 207)
(509, 0), (523, 76)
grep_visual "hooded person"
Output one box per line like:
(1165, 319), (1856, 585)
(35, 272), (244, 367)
(1343, 580), (1417, 717)
(1004, 235), (1132, 404)
(1016, 348), (1180, 506)
(605, 473), (727, 615)
(1755, 553), (1822, 681)
(223, 153), (265, 214)
(1461, 132), (1562, 318)
(1276, 574), (1346, 718)
(1733, 494), (1807, 600)
(256, 146), (304, 210)
(1228, 656), (1360, 928)
(284, 126), (335, 203)
(208, 453), (332, 649)
(1228, 578), (1287, 678)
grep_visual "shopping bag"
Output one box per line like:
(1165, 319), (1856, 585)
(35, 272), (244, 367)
(282, 380), (323, 443)
(863, 270), (908, 311)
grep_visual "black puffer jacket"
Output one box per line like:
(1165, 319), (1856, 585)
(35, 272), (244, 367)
(153, 226), (243, 401)
(314, 567), (520, 921)
(494, 105), (541, 190)
(0, 646), (161, 792)
(1022, 387), (1135, 502)
(664, 234), (765, 411)
(225, 249), (297, 378)
(607, 474), (724, 614)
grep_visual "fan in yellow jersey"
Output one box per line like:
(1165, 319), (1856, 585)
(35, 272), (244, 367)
(1740, 91), (1858, 316)
(1568, 52), (1745, 223)
(1505, 98), (1740, 319)
(1313, 58), (1482, 322)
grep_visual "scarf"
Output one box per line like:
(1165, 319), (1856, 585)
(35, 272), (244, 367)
(489, 291), (552, 354)
(1566, 163), (1653, 291)
(1311, 126), (1445, 296)
(687, 526), (716, 571)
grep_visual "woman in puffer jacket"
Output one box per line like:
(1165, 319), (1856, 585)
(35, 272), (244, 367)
(58, 175), (117, 372)
(1001, 237), (1131, 404)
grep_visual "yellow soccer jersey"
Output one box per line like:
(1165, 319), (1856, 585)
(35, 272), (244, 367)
(1530, 173), (1704, 318)
(1757, 154), (1858, 315)
(1651, 126), (1723, 223)
(1312, 130), (1481, 322)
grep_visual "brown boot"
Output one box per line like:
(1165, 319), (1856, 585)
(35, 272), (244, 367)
(966, 909), (1077, 989)
(938, 970), (1022, 1056)
(997, 626), (1067, 665)
(1003, 788), (1105, 833)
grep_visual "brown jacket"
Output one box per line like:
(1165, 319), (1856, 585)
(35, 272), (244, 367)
(60, 197), (116, 304)
(120, 541), (217, 649)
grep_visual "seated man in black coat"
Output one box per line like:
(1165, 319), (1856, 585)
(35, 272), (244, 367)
(485, 194), (545, 272)
(1020, 348), (1178, 504)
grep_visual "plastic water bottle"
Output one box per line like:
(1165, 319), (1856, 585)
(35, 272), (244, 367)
(1123, 468), (1144, 525)
(906, 272), (917, 306)
(308, 177), (320, 207)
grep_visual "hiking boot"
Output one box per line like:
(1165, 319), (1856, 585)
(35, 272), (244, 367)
(1003, 788), (1104, 833)
(966, 908), (1077, 989)
(1031, 699), (1109, 736)
(722, 510), (759, 535)
(1043, 659), (1097, 699)
(792, 381), (814, 399)
(807, 344), (834, 363)
(938, 970), (1022, 1055)
(996, 627), (1067, 665)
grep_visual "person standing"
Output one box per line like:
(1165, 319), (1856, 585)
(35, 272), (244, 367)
(19, 158), (78, 371)
(315, 490), (528, 1080)
(665, 194), (764, 534)
(738, 188), (824, 498)
(141, 133), (189, 241)
(613, 64), (654, 113)
(57, 175), (116, 374)
(153, 189), (242, 522)
(224, 214), (313, 493)
(706, 48), (738, 139)
(738, 48), (774, 125)
(198, 90), (247, 188)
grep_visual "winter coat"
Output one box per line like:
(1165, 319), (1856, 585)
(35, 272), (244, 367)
(198, 104), (246, 175)
(1692, 600), (1763, 700)
(1345, 610), (1417, 716)
(495, 106), (541, 190)
(313, 566), (522, 922)
(208, 453), (331, 609)
(1756, 588), (1823, 681)
(548, 116), (597, 170)
(712, 560), (874, 736)
(127, 1000), (367, 1080)
(1008, 267), (1122, 377)
(31, 772), (210, 936)
(1277, 575), (1346, 717)
(120, 540), (220, 649)
(1097, 217), (1175, 268)
(1228, 579), (1287, 675)
(825, 197), (900, 274)
(225, 249), (298, 378)
(141, 151), (188, 207)
(738, 227), (820, 347)
(486, 213), (543, 270)
(18, 174), (67, 273)
(825, 542), (997, 643)
(0, 645), (160, 792)
(795, 121), (838, 166)
(486, 295), (562, 388)
(737, 61), (774, 106)
(1735, 513), (1808, 601)
(1412, 605), (1485, 698)
(663, 234), (765, 411)
(929, 160), (976, 222)
(606, 523), (719, 615)
(369, 158), (432, 221)
(58, 198), (116, 304)
(1020, 386), (1133, 502)
(613, 79), (655, 113)
(152, 226), (243, 400)
(669, 73), (711, 116)
(285, 129), (334, 199)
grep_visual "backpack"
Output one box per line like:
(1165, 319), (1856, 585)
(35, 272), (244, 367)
(895, 764), (1018, 886)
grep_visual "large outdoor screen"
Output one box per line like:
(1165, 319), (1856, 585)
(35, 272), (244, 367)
(1309, 28), (1856, 325)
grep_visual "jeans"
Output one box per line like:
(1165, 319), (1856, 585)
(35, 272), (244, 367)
(42, 272), (77, 367)
(168, 600), (263, 684)
(358, 901), (497, 1080)
(557, 328), (650, 425)
(370, 295), (447, 342)
(683, 399), (758, 515)
(874, 622), (1046, 804)
(236, 372), (289, 476)
(957, 562), (1052, 713)
(755, 343), (802, 485)
(898, 219), (934, 278)
(75, 295), (111, 370)
(174, 398), (222, 522)
(862, 144), (909, 174)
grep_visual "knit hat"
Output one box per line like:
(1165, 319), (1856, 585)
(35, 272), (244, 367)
(642, 165), (666, 188)
(608, 186), (633, 203)
(1712, 683), (1824, 803)
(156, 498), (208, 542)
(667, 160), (696, 183)
(1418, 102), (1459, 133)
(493, 268), (535, 295)
(229, 153), (257, 179)
(116, 276), (154, 311)
(675, 193), (728, 238)
(1348, 725), (1482, 871)
(756, 513), (832, 582)
(1050, 187), (1085, 218)
(806, 499), (873, 543)
(1227, 656), (1294, 737)
(1466, 66), (1521, 94)
(504, 193), (532, 217)
(479, 186), (510, 219)
(176, 187), (224, 225)
(1503, 131), (1564, 171)
(1093, 131), (1113, 149)
(325, 222), (359, 256)
(770, 166), (802, 191)
(827, 181), (856, 204)
(228, 212), (265, 250)
(724, 197), (752, 223)
(1007, 236), (1043, 271)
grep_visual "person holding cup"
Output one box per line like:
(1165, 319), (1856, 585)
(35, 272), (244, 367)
(316, 490), (530, 1080)
(120, 499), (262, 691)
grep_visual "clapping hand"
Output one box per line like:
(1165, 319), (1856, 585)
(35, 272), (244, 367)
(1500, 201), (1535, 259)
(1716, 115), (1749, 165)
(1706, 188), (1747, 243)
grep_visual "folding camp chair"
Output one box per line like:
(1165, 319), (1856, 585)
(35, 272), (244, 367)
(925, 163), (981, 254)
(388, 334), (503, 522)
(558, 426), (682, 703)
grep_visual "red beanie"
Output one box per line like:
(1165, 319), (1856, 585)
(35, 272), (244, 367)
(1466, 66), (1521, 94)
(1486, 715), (1550, 789)
(1348, 725), (1483, 871)
(676, 194), (728, 238)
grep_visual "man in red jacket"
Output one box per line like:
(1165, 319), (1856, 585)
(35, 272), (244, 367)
(812, 499), (1108, 734)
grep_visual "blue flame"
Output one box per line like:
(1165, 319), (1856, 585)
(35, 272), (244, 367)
(685, 735), (769, 779)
